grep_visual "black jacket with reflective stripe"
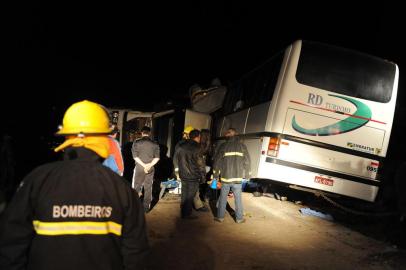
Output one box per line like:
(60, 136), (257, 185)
(0, 147), (149, 270)
(213, 137), (251, 183)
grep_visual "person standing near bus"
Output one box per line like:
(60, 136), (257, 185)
(174, 126), (208, 212)
(213, 128), (251, 223)
(0, 100), (149, 269)
(198, 129), (213, 205)
(132, 126), (160, 213)
(173, 129), (206, 219)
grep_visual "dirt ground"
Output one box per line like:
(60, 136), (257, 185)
(145, 192), (406, 270)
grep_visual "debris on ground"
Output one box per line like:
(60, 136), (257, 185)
(299, 207), (334, 221)
(252, 191), (263, 197)
(263, 193), (274, 199)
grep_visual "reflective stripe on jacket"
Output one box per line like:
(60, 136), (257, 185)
(0, 147), (149, 270)
(213, 137), (251, 183)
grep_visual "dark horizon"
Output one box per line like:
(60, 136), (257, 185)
(4, 2), (405, 106)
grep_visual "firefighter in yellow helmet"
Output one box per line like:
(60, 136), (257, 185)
(0, 100), (149, 270)
(174, 125), (195, 178)
(182, 125), (194, 139)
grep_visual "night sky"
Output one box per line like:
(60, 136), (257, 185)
(3, 1), (406, 142)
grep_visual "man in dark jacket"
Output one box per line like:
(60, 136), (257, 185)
(0, 100), (149, 270)
(173, 129), (206, 219)
(174, 126), (208, 212)
(213, 128), (251, 223)
(132, 126), (160, 213)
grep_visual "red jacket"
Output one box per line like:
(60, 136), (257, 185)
(108, 137), (124, 174)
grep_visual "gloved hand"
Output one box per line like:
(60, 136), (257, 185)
(216, 179), (222, 190)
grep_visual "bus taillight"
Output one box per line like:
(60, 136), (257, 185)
(267, 137), (280, 157)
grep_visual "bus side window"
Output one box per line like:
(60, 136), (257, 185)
(223, 51), (284, 115)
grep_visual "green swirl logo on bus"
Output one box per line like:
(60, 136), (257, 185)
(292, 94), (371, 136)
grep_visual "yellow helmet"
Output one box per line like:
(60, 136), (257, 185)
(183, 125), (194, 134)
(56, 100), (112, 135)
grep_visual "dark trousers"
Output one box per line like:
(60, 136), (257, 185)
(132, 164), (154, 210)
(181, 180), (199, 217)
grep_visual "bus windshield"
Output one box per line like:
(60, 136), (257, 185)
(296, 41), (396, 103)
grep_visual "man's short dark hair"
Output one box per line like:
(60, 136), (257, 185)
(189, 129), (200, 139)
(141, 126), (151, 134)
(225, 128), (237, 137)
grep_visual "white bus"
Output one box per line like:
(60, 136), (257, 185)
(215, 40), (399, 202)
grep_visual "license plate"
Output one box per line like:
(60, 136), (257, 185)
(314, 176), (334, 186)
